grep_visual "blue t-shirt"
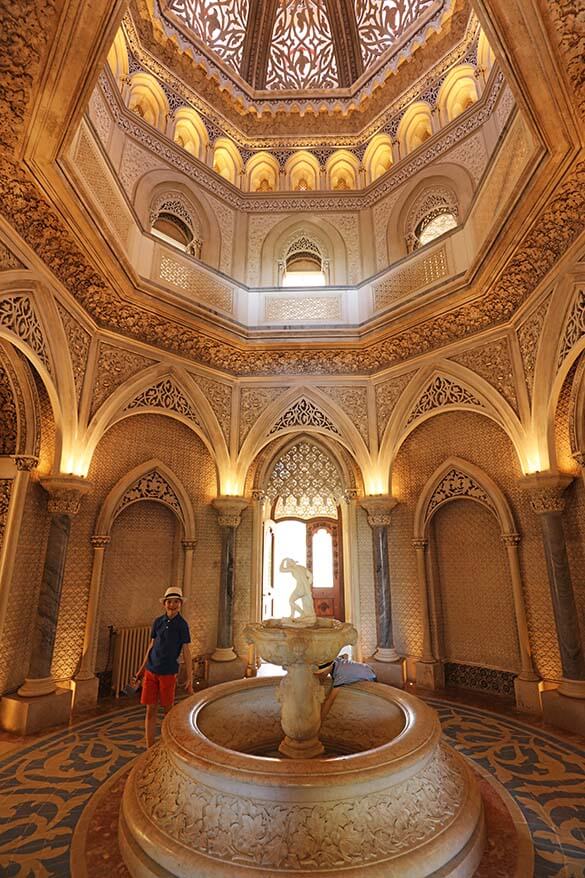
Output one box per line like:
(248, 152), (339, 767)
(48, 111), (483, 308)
(146, 613), (191, 675)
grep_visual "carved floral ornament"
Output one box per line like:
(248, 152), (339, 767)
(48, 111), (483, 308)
(0, 295), (51, 373)
(406, 375), (484, 426)
(114, 469), (184, 523)
(268, 398), (340, 436)
(125, 377), (201, 426)
(425, 468), (497, 524)
(40, 476), (92, 516)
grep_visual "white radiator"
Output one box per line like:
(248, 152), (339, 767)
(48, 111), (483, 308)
(111, 625), (151, 697)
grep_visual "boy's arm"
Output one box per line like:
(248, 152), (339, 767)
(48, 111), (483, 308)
(182, 642), (193, 694)
(134, 639), (155, 679)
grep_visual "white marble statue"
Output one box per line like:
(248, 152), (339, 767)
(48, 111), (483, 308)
(280, 557), (317, 624)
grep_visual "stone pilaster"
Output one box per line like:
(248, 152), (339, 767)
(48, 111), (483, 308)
(520, 472), (585, 734)
(412, 538), (445, 691)
(211, 497), (249, 662)
(360, 497), (403, 682)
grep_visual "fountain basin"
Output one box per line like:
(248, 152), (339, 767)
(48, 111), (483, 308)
(120, 678), (485, 877)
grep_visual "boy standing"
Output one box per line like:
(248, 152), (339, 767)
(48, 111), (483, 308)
(134, 586), (193, 747)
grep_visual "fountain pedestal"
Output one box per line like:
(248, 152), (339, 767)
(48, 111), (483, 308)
(245, 617), (357, 758)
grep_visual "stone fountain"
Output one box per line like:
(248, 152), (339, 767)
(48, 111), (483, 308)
(120, 561), (485, 877)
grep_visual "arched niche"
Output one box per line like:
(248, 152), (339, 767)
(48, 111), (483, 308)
(172, 107), (208, 162)
(285, 151), (321, 192)
(125, 73), (169, 132)
(149, 189), (204, 258)
(387, 166), (474, 261)
(397, 102), (433, 156)
(437, 65), (480, 125)
(132, 172), (220, 268)
(363, 134), (393, 185)
(258, 216), (348, 286)
(212, 138), (243, 187)
(326, 150), (359, 191)
(246, 152), (279, 192)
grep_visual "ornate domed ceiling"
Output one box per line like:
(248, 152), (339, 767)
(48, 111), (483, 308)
(156, 0), (454, 92)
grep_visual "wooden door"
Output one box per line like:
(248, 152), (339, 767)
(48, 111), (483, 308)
(306, 518), (344, 620)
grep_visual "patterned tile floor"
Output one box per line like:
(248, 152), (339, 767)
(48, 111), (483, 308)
(0, 695), (584, 877)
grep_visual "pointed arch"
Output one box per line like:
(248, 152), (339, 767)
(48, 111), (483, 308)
(236, 385), (370, 491)
(414, 456), (516, 540)
(95, 458), (195, 539)
(83, 364), (229, 480)
(379, 362), (529, 484)
(0, 340), (40, 457)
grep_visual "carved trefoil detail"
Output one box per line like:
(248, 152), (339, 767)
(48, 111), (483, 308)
(426, 469), (497, 521)
(269, 398), (340, 436)
(406, 375), (483, 426)
(125, 377), (201, 425)
(114, 470), (183, 521)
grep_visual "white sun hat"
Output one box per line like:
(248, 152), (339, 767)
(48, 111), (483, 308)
(160, 586), (185, 603)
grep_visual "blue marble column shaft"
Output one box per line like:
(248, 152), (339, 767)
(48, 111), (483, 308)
(27, 514), (71, 680)
(372, 524), (395, 651)
(217, 524), (236, 650)
(539, 511), (585, 680)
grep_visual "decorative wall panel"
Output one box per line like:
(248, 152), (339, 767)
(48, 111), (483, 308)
(91, 343), (155, 417)
(0, 296), (51, 373)
(375, 371), (416, 442)
(266, 1), (338, 90)
(317, 385), (369, 446)
(269, 398), (340, 435)
(264, 296), (342, 322)
(239, 386), (288, 446)
(406, 375), (483, 425)
(373, 247), (448, 311)
(558, 288), (585, 368)
(451, 337), (518, 413)
(205, 192), (234, 276)
(88, 86), (113, 146)
(0, 360), (18, 455)
(125, 377), (201, 426)
(517, 297), (550, 402)
(0, 241), (24, 271)
(57, 304), (91, 403)
(119, 139), (164, 196)
(191, 373), (232, 446)
(158, 253), (234, 314)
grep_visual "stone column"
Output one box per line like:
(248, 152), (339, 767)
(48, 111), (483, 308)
(72, 535), (111, 709)
(360, 496), (403, 685)
(211, 497), (249, 662)
(573, 452), (585, 490)
(182, 538), (197, 598)
(341, 488), (363, 660)
(0, 455), (38, 641)
(521, 473), (585, 735)
(0, 476), (91, 734)
(501, 533), (541, 713)
(413, 539), (445, 690)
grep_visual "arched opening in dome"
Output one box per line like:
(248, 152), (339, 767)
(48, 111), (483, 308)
(281, 238), (327, 287)
(414, 208), (458, 249)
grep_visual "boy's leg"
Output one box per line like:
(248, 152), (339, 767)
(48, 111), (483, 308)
(145, 704), (157, 748)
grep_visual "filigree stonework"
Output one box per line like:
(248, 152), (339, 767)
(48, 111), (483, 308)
(406, 375), (484, 426)
(114, 470), (183, 521)
(125, 377), (201, 425)
(269, 398), (340, 436)
(426, 469), (497, 521)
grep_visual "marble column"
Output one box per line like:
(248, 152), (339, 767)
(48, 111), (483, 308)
(412, 539), (445, 690)
(360, 497), (403, 684)
(18, 476), (91, 697)
(211, 497), (249, 662)
(521, 473), (585, 735)
(73, 534), (111, 709)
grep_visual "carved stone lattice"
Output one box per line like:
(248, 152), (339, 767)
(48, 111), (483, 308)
(0, 359), (18, 455)
(0, 296), (50, 372)
(269, 398), (340, 436)
(57, 304), (91, 403)
(125, 377), (201, 425)
(239, 386), (288, 447)
(517, 297), (550, 401)
(375, 371), (416, 442)
(444, 662), (516, 697)
(451, 338), (518, 412)
(191, 373), (232, 445)
(265, 441), (344, 520)
(114, 470), (183, 523)
(158, 254), (234, 315)
(406, 375), (484, 426)
(373, 247), (448, 310)
(0, 480), (12, 547)
(149, 190), (202, 238)
(91, 343), (155, 416)
(558, 288), (585, 367)
(426, 468), (497, 522)
(317, 385), (369, 446)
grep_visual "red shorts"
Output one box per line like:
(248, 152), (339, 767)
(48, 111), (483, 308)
(140, 669), (177, 707)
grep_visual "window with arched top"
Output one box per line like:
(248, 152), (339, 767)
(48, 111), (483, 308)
(149, 193), (203, 258)
(404, 186), (459, 252)
(280, 234), (328, 287)
(414, 208), (458, 249)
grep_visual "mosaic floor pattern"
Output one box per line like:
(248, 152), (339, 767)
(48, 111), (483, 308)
(0, 697), (583, 877)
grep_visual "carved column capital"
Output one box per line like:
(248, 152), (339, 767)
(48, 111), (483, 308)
(212, 496), (249, 528)
(251, 489), (266, 503)
(91, 535), (111, 549)
(12, 454), (39, 472)
(360, 495), (399, 528)
(519, 472), (574, 515)
(573, 451), (585, 469)
(182, 539), (198, 551)
(343, 488), (359, 503)
(412, 539), (428, 550)
(502, 533), (521, 547)
(40, 476), (92, 516)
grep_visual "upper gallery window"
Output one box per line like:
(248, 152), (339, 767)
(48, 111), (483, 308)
(414, 209), (458, 249)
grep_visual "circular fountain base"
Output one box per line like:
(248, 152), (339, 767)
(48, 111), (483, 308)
(120, 678), (484, 878)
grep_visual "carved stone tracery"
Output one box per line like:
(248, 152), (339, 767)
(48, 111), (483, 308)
(265, 441), (344, 519)
(269, 398), (340, 436)
(114, 469), (183, 522)
(558, 288), (585, 368)
(125, 377), (201, 425)
(406, 375), (484, 426)
(426, 468), (497, 521)
(0, 296), (51, 373)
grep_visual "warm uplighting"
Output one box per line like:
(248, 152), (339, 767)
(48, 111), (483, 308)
(62, 452), (90, 478)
